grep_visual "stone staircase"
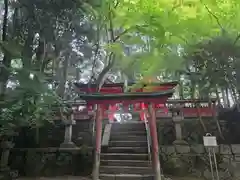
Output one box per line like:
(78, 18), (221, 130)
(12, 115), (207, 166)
(100, 122), (153, 180)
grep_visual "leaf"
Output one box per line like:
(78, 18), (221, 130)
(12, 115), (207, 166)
(104, 42), (124, 56)
(0, 40), (23, 58)
(121, 35), (145, 45)
(11, 59), (23, 69)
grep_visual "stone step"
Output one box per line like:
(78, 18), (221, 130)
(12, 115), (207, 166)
(101, 160), (151, 167)
(111, 124), (146, 132)
(111, 131), (146, 136)
(101, 153), (149, 161)
(105, 147), (148, 154)
(109, 141), (147, 147)
(99, 174), (154, 180)
(111, 121), (145, 125)
(110, 135), (147, 141)
(100, 166), (153, 174)
(111, 127), (146, 132)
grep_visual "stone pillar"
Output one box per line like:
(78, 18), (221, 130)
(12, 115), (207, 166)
(172, 104), (188, 145)
(60, 113), (76, 148)
(0, 141), (14, 172)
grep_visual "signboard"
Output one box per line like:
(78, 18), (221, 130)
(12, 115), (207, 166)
(203, 133), (217, 147)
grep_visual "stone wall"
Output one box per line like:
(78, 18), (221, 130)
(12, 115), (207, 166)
(11, 116), (236, 148)
(12, 119), (109, 148)
(8, 148), (93, 177)
(0, 120), (108, 178)
(157, 118), (231, 145)
(3, 144), (240, 179)
(2, 115), (240, 179)
(160, 144), (240, 179)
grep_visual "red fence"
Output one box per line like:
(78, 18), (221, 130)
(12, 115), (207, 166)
(69, 99), (216, 120)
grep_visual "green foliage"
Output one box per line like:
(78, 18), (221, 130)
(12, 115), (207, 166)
(184, 34), (240, 94)
(0, 0), (99, 137)
(0, 68), (66, 137)
(1, 0), (240, 138)
(104, 0), (240, 79)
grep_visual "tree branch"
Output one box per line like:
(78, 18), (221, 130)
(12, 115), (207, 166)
(113, 27), (133, 42)
(96, 52), (116, 91)
(114, 0), (120, 8)
(89, 20), (101, 85)
(108, 3), (115, 42)
(201, 1), (224, 31)
(233, 33), (240, 45)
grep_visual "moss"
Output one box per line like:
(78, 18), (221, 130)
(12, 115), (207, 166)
(162, 155), (192, 177)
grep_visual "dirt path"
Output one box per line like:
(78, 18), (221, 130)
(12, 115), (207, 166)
(18, 177), (90, 180)
(18, 176), (204, 180)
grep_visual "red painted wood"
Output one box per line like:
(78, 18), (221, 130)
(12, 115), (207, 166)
(108, 104), (118, 122)
(69, 106), (216, 120)
(66, 98), (217, 121)
(131, 83), (176, 121)
(182, 108), (215, 117)
(140, 103), (145, 121)
(96, 105), (103, 153)
(148, 103), (161, 179)
(84, 97), (170, 105)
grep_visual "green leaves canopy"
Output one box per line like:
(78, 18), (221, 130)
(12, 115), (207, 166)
(100, 0), (240, 78)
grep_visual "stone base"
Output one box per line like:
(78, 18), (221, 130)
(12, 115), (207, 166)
(0, 166), (9, 172)
(60, 142), (77, 149)
(173, 139), (188, 145)
(0, 167), (10, 180)
(173, 141), (190, 153)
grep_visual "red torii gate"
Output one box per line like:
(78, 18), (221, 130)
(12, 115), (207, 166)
(74, 81), (178, 121)
(74, 83), (125, 122)
(71, 98), (217, 120)
(76, 82), (176, 180)
(129, 81), (178, 121)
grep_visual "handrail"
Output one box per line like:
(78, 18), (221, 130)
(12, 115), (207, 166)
(143, 111), (152, 164)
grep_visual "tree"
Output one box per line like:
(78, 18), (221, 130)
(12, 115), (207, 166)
(0, 0), (240, 137)
(0, 0), (97, 137)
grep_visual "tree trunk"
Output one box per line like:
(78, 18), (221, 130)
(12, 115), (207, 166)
(57, 55), (70, 98)
(232, 90), (237, 105)
(215, 87), (221, 105)
(190, 81), (196, 99)
(178, 73), (184, 99)
(35, 34), (46, 72)
(0, 0), (9, 97)
(225, 88), (230, 107)
(221, 88), (228, 107)
(230, 84), (238, 104)
(22, 3), (35, 69)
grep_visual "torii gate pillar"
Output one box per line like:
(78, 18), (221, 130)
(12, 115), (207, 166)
(92, 104), (103, 180)
(148, 103), (162, 180)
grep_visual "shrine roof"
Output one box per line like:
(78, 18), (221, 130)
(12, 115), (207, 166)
(74, 82), (125, 89)
(74, 81), (178, 89)
(78, 89), (174, 102)
(133, 81), (178, 87)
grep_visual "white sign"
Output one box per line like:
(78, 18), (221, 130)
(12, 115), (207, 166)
(203, 133), (217, 147)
